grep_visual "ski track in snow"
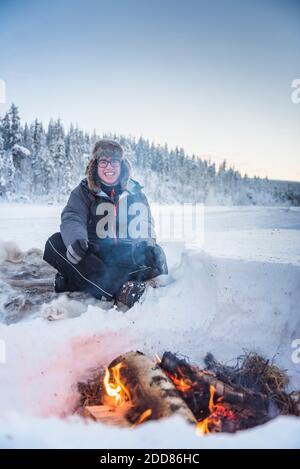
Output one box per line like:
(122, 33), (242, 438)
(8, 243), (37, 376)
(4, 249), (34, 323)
(0, 203), (299, 448)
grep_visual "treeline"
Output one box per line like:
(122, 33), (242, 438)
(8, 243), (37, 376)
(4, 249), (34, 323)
(0, 103), (299, 205)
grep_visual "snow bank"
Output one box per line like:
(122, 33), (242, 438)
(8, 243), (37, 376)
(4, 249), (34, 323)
(1, 414), (300, 449)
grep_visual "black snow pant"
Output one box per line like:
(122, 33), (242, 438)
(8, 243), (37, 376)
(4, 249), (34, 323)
(43, 232), (167, 300)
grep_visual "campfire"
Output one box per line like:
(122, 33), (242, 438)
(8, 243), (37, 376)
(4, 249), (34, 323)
(77, 351), (300, 434)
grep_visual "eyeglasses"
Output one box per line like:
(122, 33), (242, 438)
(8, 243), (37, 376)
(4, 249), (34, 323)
(97, 158), (121, 168)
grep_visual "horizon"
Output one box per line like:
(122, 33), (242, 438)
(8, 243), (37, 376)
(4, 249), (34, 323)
(0, 0), (299, 182)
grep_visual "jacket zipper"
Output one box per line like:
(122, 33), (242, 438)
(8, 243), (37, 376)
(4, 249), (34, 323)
(111, 188), (118, 245)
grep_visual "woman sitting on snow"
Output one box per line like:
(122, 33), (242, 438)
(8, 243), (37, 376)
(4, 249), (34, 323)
(43, 139), (168, 308)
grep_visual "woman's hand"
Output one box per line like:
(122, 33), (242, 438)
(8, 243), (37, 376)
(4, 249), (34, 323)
(66, 239), (89, 264)
(132, 241), (161, 268)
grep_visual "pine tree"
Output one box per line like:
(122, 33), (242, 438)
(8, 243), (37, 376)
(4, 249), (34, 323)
(9, 103), (22, 147)
(22, 122), (33, 151)
(31, 119), (47, 194)
(0, 136), (15, 197)
(1, 112), (11, 150)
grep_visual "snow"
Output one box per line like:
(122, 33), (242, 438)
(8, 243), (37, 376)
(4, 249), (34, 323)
(12, 144), (31, 157)
(0, 203), (299, 448)
(1, 414), (300, 449)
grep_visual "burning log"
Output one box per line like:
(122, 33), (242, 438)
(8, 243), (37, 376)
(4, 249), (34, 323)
(161, 352), (268, 408)
(106, 351), (197, 425)
(160, 352), (269, 431)
(78, 350), (287, 434)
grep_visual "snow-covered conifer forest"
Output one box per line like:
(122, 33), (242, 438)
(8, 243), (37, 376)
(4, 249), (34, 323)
(1, 103), (299, 205)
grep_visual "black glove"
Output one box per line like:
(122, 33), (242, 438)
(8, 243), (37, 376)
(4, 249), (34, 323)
(132, 241), (163, 269)
(144, 245), (160, 268)
(66, 239), (89, 264)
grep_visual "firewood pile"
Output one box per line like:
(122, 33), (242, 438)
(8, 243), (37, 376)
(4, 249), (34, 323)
(76, 351), (300, 434)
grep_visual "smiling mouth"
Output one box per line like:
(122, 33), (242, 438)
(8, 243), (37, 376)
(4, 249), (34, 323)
(104, 171), (116, 177)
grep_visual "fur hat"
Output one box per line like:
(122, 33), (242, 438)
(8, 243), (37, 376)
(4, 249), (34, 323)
(85, 139), (131, 193)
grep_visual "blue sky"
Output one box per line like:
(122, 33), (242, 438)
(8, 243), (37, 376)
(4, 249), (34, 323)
(0, 0), (299, 180)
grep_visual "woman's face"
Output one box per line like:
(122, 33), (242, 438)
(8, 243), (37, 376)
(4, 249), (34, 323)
(97, 157), (121, 186)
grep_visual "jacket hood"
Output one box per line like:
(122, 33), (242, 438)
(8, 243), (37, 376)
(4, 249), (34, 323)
(85, 153), (132, 194)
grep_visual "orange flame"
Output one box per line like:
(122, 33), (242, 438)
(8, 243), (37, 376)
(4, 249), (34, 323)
(171, 375), (192, 392)
(103, 363), (131, 406)
(196, 417), (210, 435)
(165, 370), (192, 393)
(103, 362), (153, 427)
(196, 385), (216, 435)
(196, 385), (236, 436)
(132, 409), (152, 427)
(208, 384), (216, 412)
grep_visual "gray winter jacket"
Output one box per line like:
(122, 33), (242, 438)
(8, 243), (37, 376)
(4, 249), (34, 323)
(60, 178), (156, 253)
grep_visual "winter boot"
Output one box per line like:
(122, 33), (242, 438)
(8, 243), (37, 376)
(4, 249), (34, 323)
(116, 280), (146, 309)
(54, 272), (69, 293)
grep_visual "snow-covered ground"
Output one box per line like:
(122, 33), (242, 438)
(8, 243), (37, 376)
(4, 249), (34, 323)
(0, 203), (299, 448)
